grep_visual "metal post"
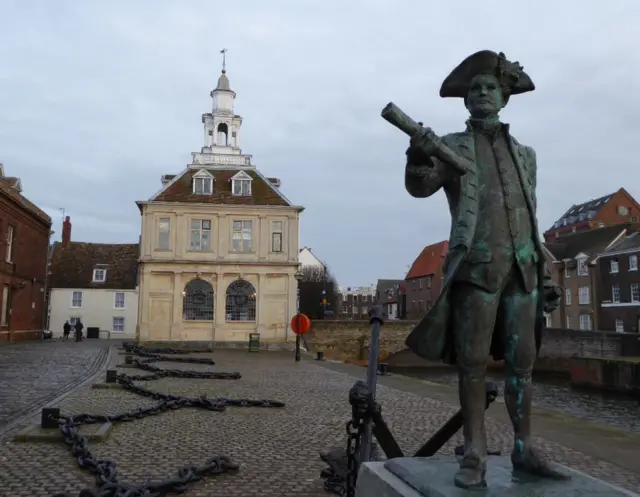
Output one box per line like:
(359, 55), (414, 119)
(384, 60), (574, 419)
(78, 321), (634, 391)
(295, 280), (301, 362)
(295, 314), (301, 362)
(359, 306), (384, 464)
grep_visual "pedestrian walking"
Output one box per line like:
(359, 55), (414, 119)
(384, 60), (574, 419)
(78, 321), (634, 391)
(63, 320), (71, 340)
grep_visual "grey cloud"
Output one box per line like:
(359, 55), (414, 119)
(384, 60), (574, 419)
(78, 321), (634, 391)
(1, 0), (640, 286)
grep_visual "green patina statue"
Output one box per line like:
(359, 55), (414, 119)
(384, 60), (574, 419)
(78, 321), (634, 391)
(398, 50), (566, 489)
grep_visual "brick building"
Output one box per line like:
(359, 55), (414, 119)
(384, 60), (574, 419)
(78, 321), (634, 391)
(339, 285), (376, 318)
(596, 230), (640, 332)
(0, 164), (52, 342)
(374, 279), (404, 319)
(544, 224), (638, 331)
(543, 188), (640, 242)
(404, 240), (448, 319)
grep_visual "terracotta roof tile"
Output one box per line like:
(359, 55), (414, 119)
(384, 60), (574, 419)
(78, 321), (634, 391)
(0, 178), (51, 225)
(154, 168), (289, 206)
(50, 242), (139, 290)
(406, 240), (449, 279)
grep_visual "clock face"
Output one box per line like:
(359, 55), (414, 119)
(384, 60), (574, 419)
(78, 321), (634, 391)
(618, 206), (629, 216)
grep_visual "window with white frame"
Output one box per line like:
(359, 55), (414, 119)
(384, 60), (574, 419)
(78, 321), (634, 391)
(352, 306), (358, 314)
(565, 289), (572, 306)
(578, 286), (590, 305)
(112, 316), (125, 333)
(419, 278), (424, 289)
(577, 258), (588, 276)
(92, 268), (106, 282)
(610, 258), (619, 273)
(579, 314), (592, 331)
(631, 283), (640, 303)
(271, 221), (283, 252)
(71, 291), (82, 308)
(157, 217), (170, 250)
(566, 315), (573, 328)
(231, 220), (252, 252)
(114, 292), (125, 308)
(189, 219), (212, 251)
(615, 319), (624, 333)
(231, 173), (252, 196)
(564, 264), (570, 278)
(192, 172), (213, 194)
(5, 225), (13, 263)
(630, 254), (638, 271)
(612, 284), (621, 303)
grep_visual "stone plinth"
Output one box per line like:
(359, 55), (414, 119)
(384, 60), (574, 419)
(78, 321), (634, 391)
(13, 422), (113, 443)
(92, 382), (124, 389)
(355, 456), (639, 497)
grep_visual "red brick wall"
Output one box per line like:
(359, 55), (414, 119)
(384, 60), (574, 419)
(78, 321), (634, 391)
(0, 193), (51, 342)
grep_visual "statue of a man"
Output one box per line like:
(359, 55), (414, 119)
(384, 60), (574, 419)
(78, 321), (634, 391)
(402, 50), (564, 489)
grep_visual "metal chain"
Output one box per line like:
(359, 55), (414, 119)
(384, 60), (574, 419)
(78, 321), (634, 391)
(49, 344), (285, 497)
(345, 417), (364, 497)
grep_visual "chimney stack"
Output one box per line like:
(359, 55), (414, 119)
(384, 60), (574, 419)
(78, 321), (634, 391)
(62, 216), (71, 248)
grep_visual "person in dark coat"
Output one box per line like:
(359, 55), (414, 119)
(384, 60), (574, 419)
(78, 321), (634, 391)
(63, 320), (71, 340)
(74, 319), (84, 342)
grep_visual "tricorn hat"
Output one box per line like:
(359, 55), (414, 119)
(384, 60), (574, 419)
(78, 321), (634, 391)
(439, 50), (535, 99)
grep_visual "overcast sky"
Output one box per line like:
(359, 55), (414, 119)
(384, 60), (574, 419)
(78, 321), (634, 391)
(1, 1), (639, 287)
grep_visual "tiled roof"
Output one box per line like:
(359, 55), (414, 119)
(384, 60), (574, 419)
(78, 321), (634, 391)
(548, 191), (616, 230)
(544, 224), (640, 260)
(153, 168), (290, 206)
(50, 242), (139, 290)
(0, 177), (51, 225)
(601, 230), (640, 254)
(406, 240), (449, 279)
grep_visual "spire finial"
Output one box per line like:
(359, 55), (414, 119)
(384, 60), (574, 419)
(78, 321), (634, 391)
(220, 48), (227, 73)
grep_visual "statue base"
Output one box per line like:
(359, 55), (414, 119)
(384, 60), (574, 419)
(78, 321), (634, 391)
(355, 456), (639, 497)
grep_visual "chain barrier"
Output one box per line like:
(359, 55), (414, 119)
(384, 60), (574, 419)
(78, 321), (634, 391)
(320, 381), (377, 497)
(49, 344), (285, 497)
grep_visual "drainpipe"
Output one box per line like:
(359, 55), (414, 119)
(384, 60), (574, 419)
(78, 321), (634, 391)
(40, 237), (53, 341)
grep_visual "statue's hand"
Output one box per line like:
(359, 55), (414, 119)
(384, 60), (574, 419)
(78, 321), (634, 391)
(409, 127), (440, 157)
(543, 282), (562, 313)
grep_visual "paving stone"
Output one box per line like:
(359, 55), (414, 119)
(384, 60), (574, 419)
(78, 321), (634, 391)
(0, 350), (638, 497)
(0, 340), (110, 430)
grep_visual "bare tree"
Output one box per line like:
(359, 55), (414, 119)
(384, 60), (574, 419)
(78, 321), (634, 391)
(298, 264), (339, 319)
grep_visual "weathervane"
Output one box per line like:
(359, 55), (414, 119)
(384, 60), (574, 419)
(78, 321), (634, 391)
(220, 48), (227, 73)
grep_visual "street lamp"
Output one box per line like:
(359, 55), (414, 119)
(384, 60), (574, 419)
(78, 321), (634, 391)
(294, 264), (304, 362)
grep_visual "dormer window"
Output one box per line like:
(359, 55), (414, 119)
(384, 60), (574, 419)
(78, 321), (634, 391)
(192, 169), (214, 195)
(93, 268), (106, 282)
(231, 171), (253, 196)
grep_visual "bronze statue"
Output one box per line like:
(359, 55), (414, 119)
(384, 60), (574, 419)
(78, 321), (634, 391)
(382, 50), (565, 489)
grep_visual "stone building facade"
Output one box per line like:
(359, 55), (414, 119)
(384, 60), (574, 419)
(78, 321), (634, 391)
(136, 65), (303, 345)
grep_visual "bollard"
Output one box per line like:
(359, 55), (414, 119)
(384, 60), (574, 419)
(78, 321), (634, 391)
(41, 407), (60, 429)
(316, 351), (325, 361)
(106, 370), (118, 383)
(377, 363), (389, 375)
(124, 355), (133, 365)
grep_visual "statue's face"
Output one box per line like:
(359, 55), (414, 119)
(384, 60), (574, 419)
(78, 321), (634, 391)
(465, 74), (505, 118)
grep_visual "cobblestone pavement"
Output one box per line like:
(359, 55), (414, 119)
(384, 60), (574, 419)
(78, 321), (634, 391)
(0, 339), (110, 432)
(0, 349), (639, 497)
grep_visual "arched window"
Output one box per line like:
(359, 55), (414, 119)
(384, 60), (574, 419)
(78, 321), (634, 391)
(225, 279), (256, 321)
(183, 279), (214, 321)
(216, 123), (228, 146)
